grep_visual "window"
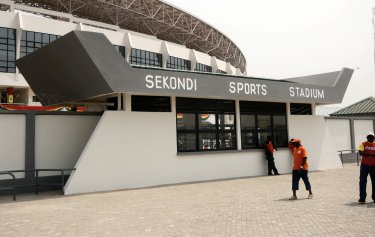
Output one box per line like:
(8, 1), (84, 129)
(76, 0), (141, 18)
(194, 63), (212, 73)
(132, 95), (171, 112)
(166, 56), (191, 70)
(216, 69), (227, 74)
(290, 103), (312, 115)
(0, 27), (16, 73)
(114, 45), (125, 58)
(1, 91), (7, 103)
(240, 101), (287, 149)
(130, 48), (162, 67)
(32, 96), (40, 102)
(176, 98), (236, 152)
(20, 31), (60, 58)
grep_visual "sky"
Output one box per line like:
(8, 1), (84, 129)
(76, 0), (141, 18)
(163, 0), (375, 107)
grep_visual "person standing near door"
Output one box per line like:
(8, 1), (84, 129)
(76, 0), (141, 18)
(265, 136), (280, 176)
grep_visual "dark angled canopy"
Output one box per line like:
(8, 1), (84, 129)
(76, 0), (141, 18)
(16, 31), (353, 107)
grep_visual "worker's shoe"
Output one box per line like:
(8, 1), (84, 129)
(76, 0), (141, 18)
(307, 194), (313, 199)
(358, 198), (366, 204)
(288, 196), (297, 200)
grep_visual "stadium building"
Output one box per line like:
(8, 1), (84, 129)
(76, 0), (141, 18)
(0, 0), (246, 107)
(0, 0), (356, 195)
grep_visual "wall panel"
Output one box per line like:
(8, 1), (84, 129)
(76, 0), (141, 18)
(0, 114), (26, 179)
(35, 115), (100, 176)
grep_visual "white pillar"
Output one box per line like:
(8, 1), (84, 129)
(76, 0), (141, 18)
(235, 99), (242, 150)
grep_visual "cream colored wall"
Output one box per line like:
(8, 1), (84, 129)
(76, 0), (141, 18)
(194, 50), (212, 66)
(131, 34), (163, 53)
(325, 119), (351, 151)
(216, 59), (227, 72)
(21, 14), (76, 36)
(0, 114), (26, 179)
(64, 112), (343, 195)
(82, 25), (124, 45)
(167, 42), (190, 60)
(0, 11), (18, 28)
(0, 73), (28, 87)
(288, 115), (343, 170)
(65, 109), (296, 195)
(353, 120), (374, 148)
(35, 115), (100, 176)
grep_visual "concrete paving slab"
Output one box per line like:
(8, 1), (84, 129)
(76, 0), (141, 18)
(0, 164), (374, 237)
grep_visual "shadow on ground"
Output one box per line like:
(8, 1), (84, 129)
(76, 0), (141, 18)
(0, 191), (63, 205)
(344, 202), (375, 208)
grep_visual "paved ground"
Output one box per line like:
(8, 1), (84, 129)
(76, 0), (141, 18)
(0, 163), (374, 237)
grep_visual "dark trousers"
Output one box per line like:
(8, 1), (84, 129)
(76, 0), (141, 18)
(292, 170), (311, 191)
(266, 154), (279, 175)
(359, 164), (375, 201)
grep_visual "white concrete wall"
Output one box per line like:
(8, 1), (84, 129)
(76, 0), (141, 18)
(167, 42), (190, 60)
(130, 34), (163, 53)
(65, 111), (341, 195)
(21, 14), (76, 36)
(194, 50), (212, 66)
(0, 11), (18, 28)
(80, 25), (124, 45)
(353, 120), (374, 148)
(288, 115), (342, 171)
(35, 115), (100, 176)
(0, 72), (28, 87)
(325, 119), (351, 151)
(216, 59), (227, 72)
(0, 114), (26, 179)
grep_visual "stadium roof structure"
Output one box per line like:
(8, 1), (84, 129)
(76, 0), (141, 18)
(16, 31), (353, 106)
(330, 96), (375, 117)
(2, 0), (246, 72)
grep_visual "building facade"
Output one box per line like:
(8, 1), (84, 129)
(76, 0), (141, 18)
(0, 0), (356, 195)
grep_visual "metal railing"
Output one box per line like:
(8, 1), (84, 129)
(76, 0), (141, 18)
(0, 168), (75, 201)
(0, 172), (16, 201)
(338, 149), (359, 166)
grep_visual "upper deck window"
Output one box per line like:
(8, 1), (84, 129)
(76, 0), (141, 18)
(0, 27), (16, 73)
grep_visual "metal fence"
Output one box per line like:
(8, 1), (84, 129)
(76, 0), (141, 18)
(0, 168), (75, 201)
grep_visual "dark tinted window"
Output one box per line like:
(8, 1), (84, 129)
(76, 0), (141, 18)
(177, 97), (235, 113)
(290, 103), (312, 115)
(132, 95), (171, 112)
(216, 69), (227, 74)
(176, 97), (236, 152)
(130, 48), (162, 67)
(240, 101), (288, 148)
(0, 27), (16, 73)
(20, 30), (60, 58)
(167, 56), (191, 70)
(195, 63), (212, 72)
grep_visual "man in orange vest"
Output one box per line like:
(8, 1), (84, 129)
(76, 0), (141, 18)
(288, 138), (313, 200)
(358, 132), (375, 204)
(265, 136), (280, 175)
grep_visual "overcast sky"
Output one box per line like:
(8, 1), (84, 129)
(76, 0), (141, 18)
(164, 0), (375, 107)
